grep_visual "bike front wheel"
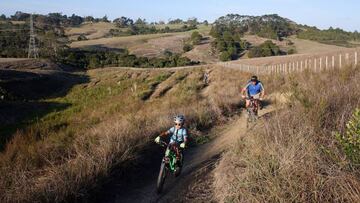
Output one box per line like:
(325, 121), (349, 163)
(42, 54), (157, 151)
(157, 160), (167, 193)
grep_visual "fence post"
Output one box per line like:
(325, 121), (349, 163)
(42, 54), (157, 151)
(355, 51), (358, 66)
(292, 62), (295, 72)
(296, 61), (299, 72)
(300, 60), (303, 71)
(326, 56), (328, 70)
(339, 54), (342, 68)
(305, 59), (308, 69)
(346, 53), (349, 66)
(320, 57), (322, 71)
(314, 58), (317, 72)
(332, 55), (335, 68)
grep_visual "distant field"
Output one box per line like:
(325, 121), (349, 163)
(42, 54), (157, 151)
(183, 37), (218, 63)
(289, 36), (349, 54)
(66, 22), (117, 40)
(70, 25), (212, 58)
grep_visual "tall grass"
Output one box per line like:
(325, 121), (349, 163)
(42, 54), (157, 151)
(214, 66), (360, 202)
(0, 66), (250, 202)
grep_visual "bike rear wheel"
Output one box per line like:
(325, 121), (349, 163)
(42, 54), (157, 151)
(157, 160), (167, 193)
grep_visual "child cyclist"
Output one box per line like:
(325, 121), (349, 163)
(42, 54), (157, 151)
(155, 115), (188, 173)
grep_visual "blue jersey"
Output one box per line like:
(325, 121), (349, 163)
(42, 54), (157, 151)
(244, 81), (264, 96)
(167, 127), (188, 143)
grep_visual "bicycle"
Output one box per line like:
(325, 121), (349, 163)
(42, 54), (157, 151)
(246, 96), (259, 128)
(156, 140), (183, 193)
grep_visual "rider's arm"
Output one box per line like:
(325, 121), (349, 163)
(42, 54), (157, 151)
(160, 131), (169, 137)
(241, 83), (250, 97)
(259, 82), (265, 98)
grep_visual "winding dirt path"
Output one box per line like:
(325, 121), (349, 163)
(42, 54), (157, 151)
(98, 101), (277, 203)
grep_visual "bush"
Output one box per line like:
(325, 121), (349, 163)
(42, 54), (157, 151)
(183, 44), (193, 52)
(77, 34), (88, 41)
(336, 108), (360, 165)
(191, 31), (203, 45)
(248, 40), (282, 58)
(219, 51), (232, 61)
(287, 48), (296, 55)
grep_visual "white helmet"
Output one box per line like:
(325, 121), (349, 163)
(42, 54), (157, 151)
(174, 115), (185, 124)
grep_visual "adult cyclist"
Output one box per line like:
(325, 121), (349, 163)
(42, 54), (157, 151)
(155, 115), (188, 172)
(241, 75), (265, 111)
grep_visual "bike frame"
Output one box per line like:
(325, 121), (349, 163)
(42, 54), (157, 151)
(160, 141), (180, 173)
(249, 97), (259, 114)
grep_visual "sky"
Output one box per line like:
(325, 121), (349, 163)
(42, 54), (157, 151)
(0, 0), (359, 31)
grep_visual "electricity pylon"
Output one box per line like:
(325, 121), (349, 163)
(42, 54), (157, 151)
(28, 13), (39, 59)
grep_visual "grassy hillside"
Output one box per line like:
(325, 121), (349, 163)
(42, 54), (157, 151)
(70, 24), (211, 58)
(214, 65), (360, 202)
(66, 22), (118, 41)
(0, 65), (252, 202)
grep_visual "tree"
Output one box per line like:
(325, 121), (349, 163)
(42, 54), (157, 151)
(203, 20), (209, 26)
(85, 16), (94, 22)
(191, 31), (203, 45)
(168, 18), (183, 24)
(0, 14), (6, 20)
(187, 17), (198, 26)
(183, 44), (193, 52)
(220, 51), (232, 61)
(101, 15), (110, 22)
(113, 16), (133, 27)
(135, 18), (147, 25)
(68, 14), (84, 26)
(11, 11), (30, 21)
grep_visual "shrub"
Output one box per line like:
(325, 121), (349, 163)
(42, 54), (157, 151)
(191, 31), (203, 45)
(287, 48), (296, 55)
(183, 44), (193, 52)
(336, 108), (360, 165)
(248, 40), (282, 58)
(77, 34), (88, 41)
(219, 51), (232, 61)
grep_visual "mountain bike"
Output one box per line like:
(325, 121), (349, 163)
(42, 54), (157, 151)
(156, 141), (183, 193)
(246, 96), (259, 128)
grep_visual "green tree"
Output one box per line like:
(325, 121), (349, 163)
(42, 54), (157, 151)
(191, 31), (203, 45)
(183, 44), (193, 52)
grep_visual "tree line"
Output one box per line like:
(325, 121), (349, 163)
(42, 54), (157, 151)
(297, 26), (360, 46)
(57, 49), (199, 69)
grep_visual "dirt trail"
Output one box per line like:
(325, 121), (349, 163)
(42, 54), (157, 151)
(99, 101), (277, 203)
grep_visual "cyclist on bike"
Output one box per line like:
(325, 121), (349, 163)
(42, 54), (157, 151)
(241, 75), (265, 109)
(155, 115), (188, 167)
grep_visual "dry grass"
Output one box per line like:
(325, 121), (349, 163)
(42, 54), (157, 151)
(70, 25), (211, 58)
(66, 22), (117, 41)
(0, 65), (250, 202)
(289, 36), (349, 54)
(214, 66), (360, 202)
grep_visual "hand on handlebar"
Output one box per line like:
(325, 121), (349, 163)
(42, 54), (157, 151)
(241, 95), (246, 99)
(180, 143), (186, 149)
(155, 136), (161, 144)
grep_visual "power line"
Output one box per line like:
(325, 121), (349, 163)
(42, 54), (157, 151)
(28, 14), (39, 59)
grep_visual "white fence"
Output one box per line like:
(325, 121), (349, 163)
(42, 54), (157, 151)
(219, 49), (359, 75)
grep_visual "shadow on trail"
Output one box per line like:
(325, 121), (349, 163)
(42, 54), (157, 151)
(90, 138), (223, 203)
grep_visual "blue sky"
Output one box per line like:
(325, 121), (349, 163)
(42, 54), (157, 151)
(1, 0), (359, 31)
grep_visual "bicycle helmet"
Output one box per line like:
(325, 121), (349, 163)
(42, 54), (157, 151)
(250, 75), (258, 82)
(174, 115), (185, 124)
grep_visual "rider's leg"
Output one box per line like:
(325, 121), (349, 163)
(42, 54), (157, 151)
(245, 99), (250, 109)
